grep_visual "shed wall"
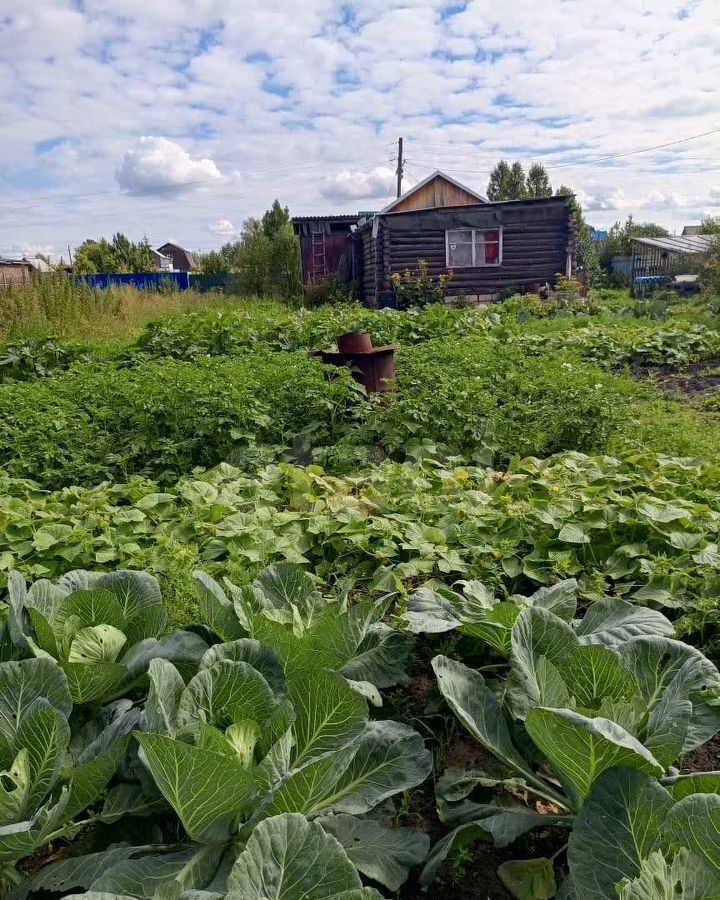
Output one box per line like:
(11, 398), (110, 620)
(357, 199), (571, 304)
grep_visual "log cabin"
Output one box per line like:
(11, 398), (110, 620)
(353, 171), (575, 305)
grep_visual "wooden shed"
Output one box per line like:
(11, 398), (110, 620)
(354, 171), (574, 305)
(292, 214), (359, 286)
(0, 258), (33, 286)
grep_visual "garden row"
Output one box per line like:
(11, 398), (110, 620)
(0, 561), (718, 898)
(3, 450), (720, 651)
(0, 338), (631, 488)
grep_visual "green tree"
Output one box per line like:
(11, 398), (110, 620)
(234, 204), (301, 298)
(507, 162), (527, 199)
(74, 233), (156, 274)
(699, 217), (720, 236)
(526, 163), (552, 197)
(487, 160), (528, 200)
(487, 161), (512, 201)
(598, 215), (670, 268)
(194, 250), (232, 275)
(261, 200), (291, 238)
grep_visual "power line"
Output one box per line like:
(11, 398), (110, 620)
(0, 157), (392, 231)
(403, 127), (720, 176)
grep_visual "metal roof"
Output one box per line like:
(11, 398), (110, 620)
(291, 214), (360, 223)
(379, 170), (486, 214)
(631, 234), (716, 254)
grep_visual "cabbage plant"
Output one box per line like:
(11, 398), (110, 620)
(18, 814), (387, 899)
(131, 643), (432, 893)
(0, 657), (140, 888)
(7, 570), (208, 703)
(567, 768), (720, 898)
(420, 601), (720, 886)
(195, 562), (409, 703)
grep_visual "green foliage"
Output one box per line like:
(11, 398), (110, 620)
(599, 214), (671, 268)
(525, 164), (553, 198)
(7, 569), (206, 703)
(421, 599), (720, 890)
(699, 217), (720, 236)
(74, 233), (156, 275)
(361, 336), (628, 463)
(0, 337), (91, 382)
(487, 160), (528, 200)
(0, 352), (357, 486)
(390, 258), (454, 309)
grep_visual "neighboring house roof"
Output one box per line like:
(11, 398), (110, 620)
(156, 242), (196, 269)
(23, 255), (52, 272)
(682, 225), (701, 236)
(379, 170), (486, 214)
(631, 234), (716, 254)
(0, 257), (32, 266)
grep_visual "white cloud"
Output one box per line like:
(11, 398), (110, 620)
(320, 166), (396, 202)
(1, 0), (719, 253)
(115, 136), (224, 193)
(208, 218), (237, 237)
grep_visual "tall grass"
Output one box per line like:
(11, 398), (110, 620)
(0, 275), (249, 341)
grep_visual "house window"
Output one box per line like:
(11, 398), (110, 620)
(446, 228), (502, 267)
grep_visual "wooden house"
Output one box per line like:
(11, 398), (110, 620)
(353, 171), (575, 305)
(292, 214), (359, 286)
(156, 242), (196, 272)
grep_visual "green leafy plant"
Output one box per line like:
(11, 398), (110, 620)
(7, 570), (207, 703)
(567, 768), (720, 898)
(0, 657), (141, 888)
(420, 600), (720, 887)
(195, 562), (410, 698)
(390, 259), (453, 309)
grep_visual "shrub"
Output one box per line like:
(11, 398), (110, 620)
(0, 352), (357, 486)
(390, 259), (453, 309)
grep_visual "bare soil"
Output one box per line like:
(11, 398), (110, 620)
(636, 358), (720, 397)
(682, 733), (720, 773)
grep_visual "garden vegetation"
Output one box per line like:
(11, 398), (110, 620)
(0, 280), (719, 898)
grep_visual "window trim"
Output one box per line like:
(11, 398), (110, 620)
(445, 227), (503, 268)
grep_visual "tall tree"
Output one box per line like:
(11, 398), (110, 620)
(487, 161), (512, 201)
(526, 163), (552, 197)
(487, 160), (528, 200)
(261, 200), (291, 238)
(699, 217), (720, 236)
(507, 162), (527, 199)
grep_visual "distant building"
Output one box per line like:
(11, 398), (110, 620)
(23, 255), (53, 273)
(156, 242), (196, 271)
(630, 234), (716, 284)
(354, 170), (574, 305)
(681, 225), (702, 236)
(590, 229), (609, 242)
(0, 258), (33, 285)
(151, 249), (173, 271)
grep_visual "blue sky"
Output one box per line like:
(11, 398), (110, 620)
(0, 0), (718, 258)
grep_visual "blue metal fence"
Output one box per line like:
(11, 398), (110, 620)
(76, 272), (191, 291)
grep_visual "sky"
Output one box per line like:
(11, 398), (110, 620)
(0, 0), (719, 259)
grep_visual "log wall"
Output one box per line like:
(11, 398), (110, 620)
(357, 198), (573, 305)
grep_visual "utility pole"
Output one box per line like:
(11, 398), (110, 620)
(396, 137), (404, 198)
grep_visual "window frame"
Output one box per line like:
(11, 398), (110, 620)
(445, 227), (503, 268)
